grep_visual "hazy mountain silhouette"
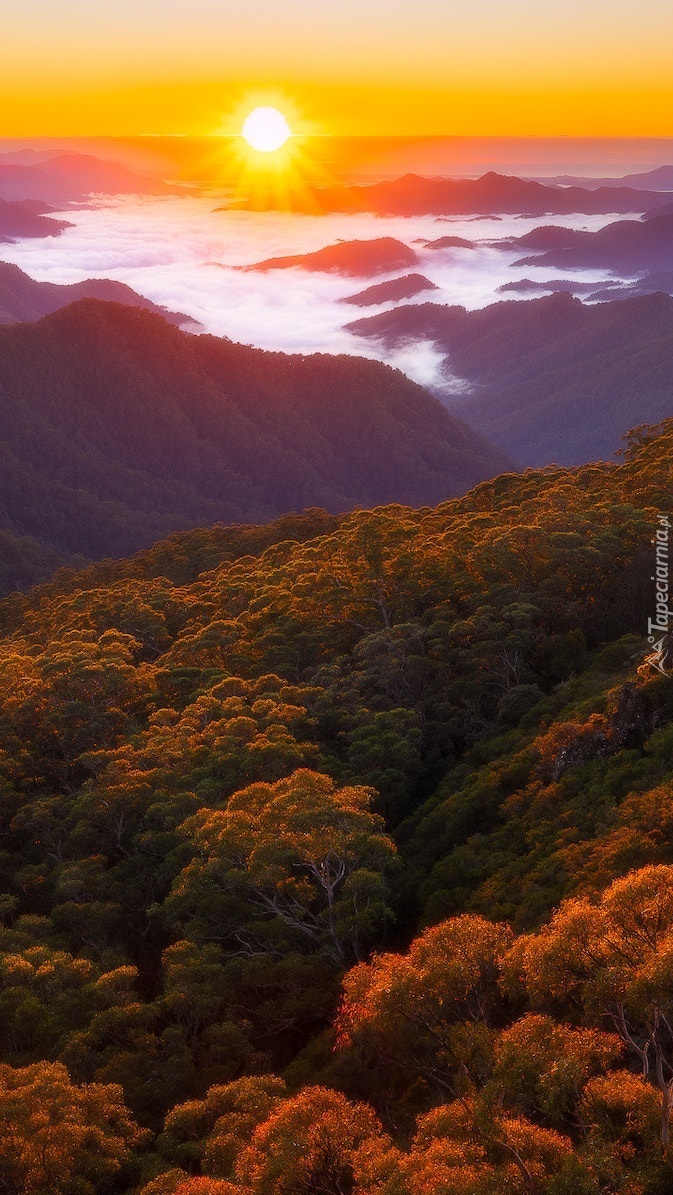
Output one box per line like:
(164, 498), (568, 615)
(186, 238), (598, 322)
(0, 152), (184, 205)
(0, 300), (511, 561)
(422, 235), (476, 249)
(587, 273), (673, 300)
(511, 213), (673, 273)
(232, 171), (670, 216)
(498, 274), (673, 301)
(0, 198), (72, 241)
(498, 278), (609, 296)
(346, 291), (673, 466)
(243, 237), (418, 277)
(543, 164), (673, 190)
(0, 262), (193, 325)
(343, 273), (438, 305)
(508, 225), (592, 251)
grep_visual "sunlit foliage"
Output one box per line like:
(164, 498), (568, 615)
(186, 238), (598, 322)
(0, 420), (672, 1188)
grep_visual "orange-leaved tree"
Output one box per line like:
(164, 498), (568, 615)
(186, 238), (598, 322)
(337, 914), (513, 1092)
(140, 1176), (240, 1195)
(234, 1086), (393, 1195)
(0, 1059), (145, 1194)
(504, 865), (673, 1147)
(401, 1100), (576, 1195)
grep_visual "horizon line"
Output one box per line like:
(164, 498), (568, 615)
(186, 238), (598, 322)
(3, 133), (673, 143)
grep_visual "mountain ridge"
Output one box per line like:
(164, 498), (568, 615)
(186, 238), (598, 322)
(511, 212), (673, 273)
(0, 298), (511, 574)
(0, 261), (191, 325)
(346, 290), (673, 465)
(241, 236), (418, 276)
(0, 197), (72, 241)
(231, 170), (672, 216)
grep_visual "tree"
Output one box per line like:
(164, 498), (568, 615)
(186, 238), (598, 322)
(505, 865), (673, 1146)
(140, 1177), (239, 1195)
(581, 1070), (662, 1161)
(401, 1100), (575, 1195)
(169, 770), (397, 963)
(337, 915), (512, 1091)
(159, 1075), (286, 1176)
(490, 1014), (622, 1129)
(0, 1060), (145, 1194)
(234, 1086), (390, 1195)
(0, 946), (137, 1064)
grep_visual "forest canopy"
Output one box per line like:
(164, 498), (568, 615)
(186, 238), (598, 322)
(0, 417), (671, 1192)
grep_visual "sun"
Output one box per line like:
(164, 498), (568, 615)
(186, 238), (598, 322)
(242, 107), (292, 153)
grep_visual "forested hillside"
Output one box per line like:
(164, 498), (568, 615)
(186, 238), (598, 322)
(348, 291), (673, 465)
(511, 211), (673, 273)
(1, 419), (673, 1192)
(0, 300), (508, 578)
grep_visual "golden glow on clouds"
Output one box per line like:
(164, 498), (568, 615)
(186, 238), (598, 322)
(1, 0), (672, 135)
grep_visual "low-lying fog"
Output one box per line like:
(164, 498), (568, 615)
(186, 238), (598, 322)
(0, 194), (646, 391)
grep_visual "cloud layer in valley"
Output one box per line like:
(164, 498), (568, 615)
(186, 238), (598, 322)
(0, 194), (645, 393)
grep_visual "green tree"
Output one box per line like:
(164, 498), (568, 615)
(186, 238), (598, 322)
(168, 770), (397, 964)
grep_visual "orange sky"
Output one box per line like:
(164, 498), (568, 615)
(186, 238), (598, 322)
(2, 0), (673, 136)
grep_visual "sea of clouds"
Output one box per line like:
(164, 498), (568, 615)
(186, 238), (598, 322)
(0, 195), (630, 393)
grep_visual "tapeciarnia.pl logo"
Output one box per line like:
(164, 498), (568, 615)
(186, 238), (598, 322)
(647, 514), (671, 676)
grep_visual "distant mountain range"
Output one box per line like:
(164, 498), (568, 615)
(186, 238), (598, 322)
(498, 273), (673, 302)
(0, 152), (184, 205)
(242, 237), (419, 276)
(0, 300), (510, 566)
(540, 164), (673, 191)
(0, 198), (72, 242)
(346, 291), (673, 466)
(510, 212), (673, 274)
(0, 262), (191, 325)
(232, 171), (671, 216)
